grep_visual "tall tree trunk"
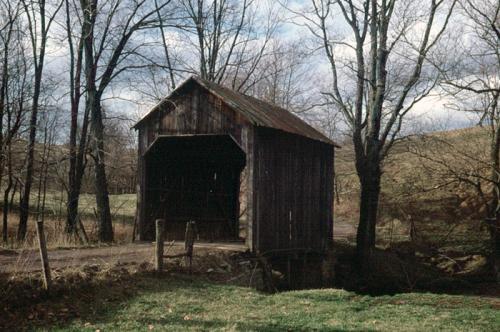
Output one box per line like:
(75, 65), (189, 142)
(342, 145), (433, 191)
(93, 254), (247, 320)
(66, 83), (79, 234)
(487, 185), (500, 280)
(66, 99), (89, 235)
(0, 8), (14, 242)
(17, 0), (54, 241)
(91, 99), (113, 242)
(491, 211), (500, 280)
(2, 128), (14, 243)
(17, 67), (42, 241)
(80, 0), (113, 242)
(64, 0), (85, 235)
(1, 159), (10, 242)
(2, 189), (10, 242)
(488, 101), (500, 280)
(66, 189), (79, 233)
(356, 165), (381, 267)
(66, 128), (89, 234)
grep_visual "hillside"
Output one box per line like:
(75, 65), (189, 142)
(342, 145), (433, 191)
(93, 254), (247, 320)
(335, 126), (491, 250)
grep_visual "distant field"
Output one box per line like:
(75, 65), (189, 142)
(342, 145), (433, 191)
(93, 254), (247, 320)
(1, 193), (137, 247)
(8, 192), (137, 222)
(31, 275), (500, 331)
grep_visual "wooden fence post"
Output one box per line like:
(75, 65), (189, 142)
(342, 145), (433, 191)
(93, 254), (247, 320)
(36, 220), (51, 291)
(155, 219), (165, 272)
(185, 221), (196, 273)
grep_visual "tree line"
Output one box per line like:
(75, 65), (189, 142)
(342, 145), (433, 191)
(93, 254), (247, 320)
(0, 0), (498, 276)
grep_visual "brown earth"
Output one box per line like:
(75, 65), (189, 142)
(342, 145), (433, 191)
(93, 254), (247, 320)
(0, 242), (247, 274)
(0, 221), (356, 275)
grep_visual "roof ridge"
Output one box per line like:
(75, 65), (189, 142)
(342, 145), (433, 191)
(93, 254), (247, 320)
(134, 75), (340, 147)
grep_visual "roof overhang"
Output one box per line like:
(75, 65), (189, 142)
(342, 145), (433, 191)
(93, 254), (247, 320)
(132, 76), (341, 148)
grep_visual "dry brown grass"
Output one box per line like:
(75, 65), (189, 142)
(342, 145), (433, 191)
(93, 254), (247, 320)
(334, 126), (491, 251)
(1, 212), (134, 250)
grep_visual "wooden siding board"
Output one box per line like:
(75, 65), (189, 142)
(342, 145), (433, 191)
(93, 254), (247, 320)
(327, 148), (334, 245)
(253, 128), (333, 253)
(143, 87), (246, 145)
(136, 85), (335, 252)
(243, 126), (257, 251)
(312, 146), (321, 247)
(137, 127), (146, 240)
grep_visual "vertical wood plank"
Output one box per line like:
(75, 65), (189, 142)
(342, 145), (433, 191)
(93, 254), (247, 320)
(155, 219), (165, 272)
(243, 126), (255, 251)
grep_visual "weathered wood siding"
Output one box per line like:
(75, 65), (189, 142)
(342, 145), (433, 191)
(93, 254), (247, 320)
(252, 127), (334, 253)
(136, 83), (253, 241)
(136, 81), (334, 253)
(139, 83), (248, 154)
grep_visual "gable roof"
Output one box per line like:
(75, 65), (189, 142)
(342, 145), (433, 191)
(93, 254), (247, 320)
(133, 76), (339, 147)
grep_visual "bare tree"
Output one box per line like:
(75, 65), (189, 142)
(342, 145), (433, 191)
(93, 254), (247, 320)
(440, 0), (500, 278)
(0, 0), (27, 242)
(79, 0), (172, 242)
(155, 0), (177, 91)
(176, 0), (279, 90)
(245, 40), (318, 112)
(17, 0), (63, 241)
(64, 0), (89, 236)
(290, 0), (456, 266)
(0, 1), (17, 180)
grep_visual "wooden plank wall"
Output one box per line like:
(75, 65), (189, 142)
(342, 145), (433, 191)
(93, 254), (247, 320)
(253, 127), (334, 253)
(136, 84), (251, 241)
(141, 84), (248, 150)
(136, 82), (334, 251)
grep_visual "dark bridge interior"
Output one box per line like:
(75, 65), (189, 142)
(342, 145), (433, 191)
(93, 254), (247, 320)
(144, 135), (246, 241)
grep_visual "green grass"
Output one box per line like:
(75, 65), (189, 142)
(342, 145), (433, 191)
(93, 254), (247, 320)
(9, 192), (137, 222)
(78, 193), (136, 221)
(38, 276), (499, 332)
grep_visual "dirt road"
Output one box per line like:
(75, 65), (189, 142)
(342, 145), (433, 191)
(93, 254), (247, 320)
(0, 242), (247, 274)
(0, 222), (356, 275)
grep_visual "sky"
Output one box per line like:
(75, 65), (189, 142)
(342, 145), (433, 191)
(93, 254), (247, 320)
(38, 0), (480, 139)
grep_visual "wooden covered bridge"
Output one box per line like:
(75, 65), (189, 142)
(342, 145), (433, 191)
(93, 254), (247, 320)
(133, 76), (338, 262)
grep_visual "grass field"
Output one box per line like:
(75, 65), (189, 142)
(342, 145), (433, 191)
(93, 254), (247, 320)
(1, 193), (137, 249)
(27, 274), (499, 332)
(22, 192), (137, 222)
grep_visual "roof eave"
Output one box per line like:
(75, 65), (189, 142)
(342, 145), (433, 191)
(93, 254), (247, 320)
(131, 76), (198, 130)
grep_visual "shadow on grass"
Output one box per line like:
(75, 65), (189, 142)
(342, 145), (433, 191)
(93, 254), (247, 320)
(1, 264), (497, 332)
(333, 241), (498, 297)
(6, 271), (362, 332)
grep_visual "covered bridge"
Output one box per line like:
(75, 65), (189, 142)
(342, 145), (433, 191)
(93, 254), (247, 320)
(133, 76), (338, 256)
